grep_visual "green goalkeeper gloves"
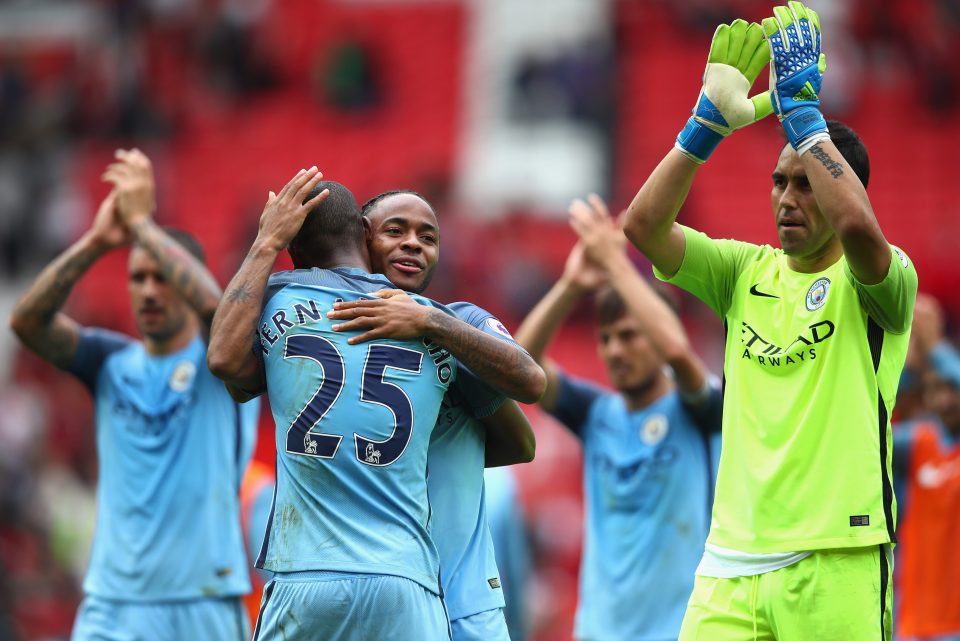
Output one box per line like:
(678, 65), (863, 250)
(676, 19), (774, 164)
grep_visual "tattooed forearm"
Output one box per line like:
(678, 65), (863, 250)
(426, 311), (545, 403)
(808, 144), (845, 179)
(129, 219), (222, 322)
(13, 238), (104, 326)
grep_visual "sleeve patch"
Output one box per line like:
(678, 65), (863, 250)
(486, 316), (514, 339)
(894, 247), (909, 269)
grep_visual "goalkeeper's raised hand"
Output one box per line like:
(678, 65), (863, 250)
(763, 1), (829, 154)
(675, 19), (772, 164)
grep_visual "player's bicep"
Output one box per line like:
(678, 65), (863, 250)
(847, 246), (918, 335)
(639, 223), (687, 280)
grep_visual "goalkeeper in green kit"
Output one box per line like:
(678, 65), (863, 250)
(623, 3), (917, 639)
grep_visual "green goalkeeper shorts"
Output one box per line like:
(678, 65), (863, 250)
(679, 545), (893, 641)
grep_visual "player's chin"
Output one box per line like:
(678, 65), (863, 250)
(385, 268), (428, 294)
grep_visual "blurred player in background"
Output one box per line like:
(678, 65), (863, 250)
(328, 190), (539, 641)
(893, 294), (960, 641)
(515, 194), (722, 641)
(207, 171), (543, 640)
(624, 5), (917, 638)
(8, 149), (258, 641)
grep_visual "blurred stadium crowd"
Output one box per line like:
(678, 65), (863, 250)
(0, 0), (959, 639)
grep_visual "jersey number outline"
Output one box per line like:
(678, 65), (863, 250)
(283, 334), (423, 466)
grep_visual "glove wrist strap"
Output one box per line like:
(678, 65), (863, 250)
(780, 107), (828, 151)
(675, 117), (724, 164)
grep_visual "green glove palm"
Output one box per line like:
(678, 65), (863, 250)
(676, 19), (773, 164)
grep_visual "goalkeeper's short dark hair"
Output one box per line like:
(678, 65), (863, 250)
(827, 120), (870, 189)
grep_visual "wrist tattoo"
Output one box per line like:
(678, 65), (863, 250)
(809, 144), (844, 179)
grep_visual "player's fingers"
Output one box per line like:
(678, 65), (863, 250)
(277, 169), (307, 200)
(707, 23), (729, 65)
(330, 298), (385, 313)
(726, 19), (748, 63)
(373, 289), (406, 299)
(346, 328), (385, 345)
(330, 316), (380, 333)
(739, 23), (768, 78)
(587, 193), (611, 219)
(293, 168), (324, 204)
(299, 187), (328, 214)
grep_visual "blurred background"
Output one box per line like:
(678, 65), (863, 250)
(0, 0), (958, 639)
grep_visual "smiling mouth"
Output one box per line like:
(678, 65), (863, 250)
(391, 259), (423, 274)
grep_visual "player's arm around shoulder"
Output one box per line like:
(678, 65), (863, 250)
(484, 400), (536, 467)
(328, 292), (546, 404)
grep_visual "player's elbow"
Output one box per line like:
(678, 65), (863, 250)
(517, 363), (547, 404)
(623, 207), (663, 255)
(206, 347), (243, 382)
(9, 308), (35, 344)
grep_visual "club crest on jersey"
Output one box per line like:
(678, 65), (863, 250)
(805, 277), (830, 312)
(640, 414), (669, 446)
(169, 361), (196, 392)
(486, 317), (513, 339)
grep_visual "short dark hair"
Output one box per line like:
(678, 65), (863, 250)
(594, 282), (679, 327)
(361, 190), (436, 219)
(827, 120), (870, 188)
(139, 228), (206, 264)
(290, 180), (364, 268)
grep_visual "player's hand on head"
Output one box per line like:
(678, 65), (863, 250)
(88, 190), (132, 249)
(568, 194), (626, 268)
(327, 292), (431, 344)
(676, 19), (772, 164)
(102, 148), (157, 227)
(257, 167), (326, 252)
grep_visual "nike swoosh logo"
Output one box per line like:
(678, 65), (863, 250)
(749, 285), (779, 299)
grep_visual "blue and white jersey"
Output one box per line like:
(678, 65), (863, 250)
(256, 267), (455, 594)
(551, 373), (722, 641)
(67, 331), (258, 601)
(428, 302), (515, 621)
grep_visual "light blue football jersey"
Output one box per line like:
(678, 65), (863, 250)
(68, 330), (259, 601)
(255, 267), (456, 594)
(428, 302), (516, 622)
(552, 374), (722, 641)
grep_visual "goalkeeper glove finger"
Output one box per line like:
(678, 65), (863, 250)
(676, 19), (774, 164)
(763, 1), (830, 154)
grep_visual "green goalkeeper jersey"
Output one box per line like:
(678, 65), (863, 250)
(657, 225), (918, 553)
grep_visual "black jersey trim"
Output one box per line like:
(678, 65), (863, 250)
(867, 317), (896, 543)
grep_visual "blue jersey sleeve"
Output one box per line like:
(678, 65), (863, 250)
(679, 376), (723, 435)
(550, 371), (605, 438)
(66, 327), (133, 391)
(446, 301), (521, 419)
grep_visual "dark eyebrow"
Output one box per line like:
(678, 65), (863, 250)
(772, 171), (786, 181)
(381, 216), (438, 233)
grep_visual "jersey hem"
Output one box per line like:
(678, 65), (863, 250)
(707, 531), (893, 554)
(260, 561), (440, 596)
(447, 596), (508, 622)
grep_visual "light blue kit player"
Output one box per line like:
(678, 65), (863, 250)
(10, 150), (258, 641)
(516, 195), (722, 641)
(207, 174), (544, 641)
(336, 190), (542, 641)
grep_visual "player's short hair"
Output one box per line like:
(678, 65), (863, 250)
(594, 282), (679, 327)
(361, 190), (436, 219)
(290, 180), (364, 268)
(135, 228), (206, 265)
(827, 120), (870, 188)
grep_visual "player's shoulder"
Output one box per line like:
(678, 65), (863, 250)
(446, 300), (514, 338)
(265, 267), (394, 305)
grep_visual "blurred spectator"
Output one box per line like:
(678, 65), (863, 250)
(894, 293), (960, 641)
(314, 36), (382, 111)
